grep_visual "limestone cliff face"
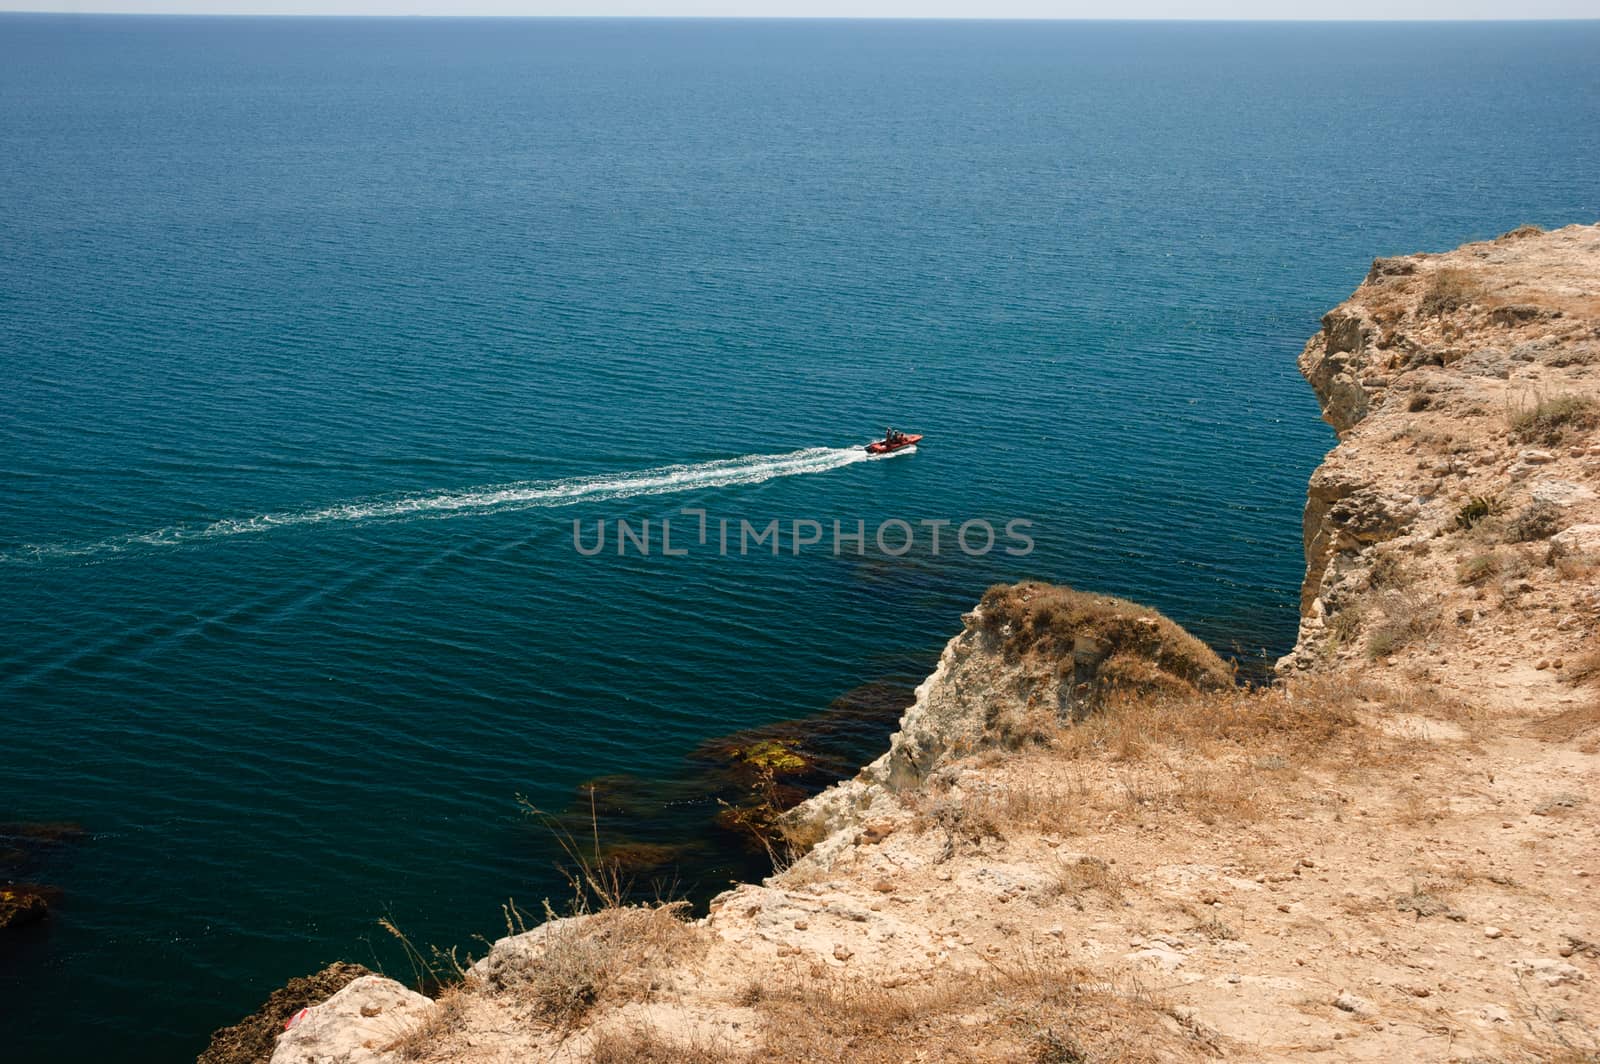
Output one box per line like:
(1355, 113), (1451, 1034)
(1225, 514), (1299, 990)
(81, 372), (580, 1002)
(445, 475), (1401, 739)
(785, 582), (1232, 868)
(1280, 222), (1600, 673)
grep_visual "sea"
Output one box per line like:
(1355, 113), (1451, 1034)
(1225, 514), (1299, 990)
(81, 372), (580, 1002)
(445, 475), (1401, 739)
(1, 15), (1596, 1062)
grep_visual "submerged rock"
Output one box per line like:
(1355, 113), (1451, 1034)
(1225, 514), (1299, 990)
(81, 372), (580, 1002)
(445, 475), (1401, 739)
(0, 887), (49, 931)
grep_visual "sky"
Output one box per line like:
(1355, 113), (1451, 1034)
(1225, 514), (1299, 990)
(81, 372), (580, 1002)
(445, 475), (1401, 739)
(1, 0), (1595, 17)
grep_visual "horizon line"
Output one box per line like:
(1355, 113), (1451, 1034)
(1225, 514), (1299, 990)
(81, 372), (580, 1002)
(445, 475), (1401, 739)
(3, 9), (1598, 18)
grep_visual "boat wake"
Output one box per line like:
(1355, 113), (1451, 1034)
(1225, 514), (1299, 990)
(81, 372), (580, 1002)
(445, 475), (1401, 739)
(4, 444), (911, 563)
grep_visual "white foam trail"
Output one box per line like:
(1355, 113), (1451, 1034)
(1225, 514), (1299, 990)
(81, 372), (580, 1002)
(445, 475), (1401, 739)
(4, 443), (912, 563)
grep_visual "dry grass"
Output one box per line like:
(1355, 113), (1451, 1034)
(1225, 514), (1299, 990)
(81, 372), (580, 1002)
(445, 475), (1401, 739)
(1420, 267), (1485, 316)
(1509, 392), (1599, 444)
(940, 679), (1390, 840)
(1394, 787), (1450, 826)
(1050, 854), (1124, 906)
(745, 950), (1213, 1063)
(385, 987), (468, 1061)
(1049, 679), (1370, 764)
(911, 792), (1007, 862)
(1523, 700), (1600, 742)
(506, 905), (701, 1030)
(1365, 590), (1441, 660)
(588, 1025), (750, 1064)
(1552, 550), (1600, 582)
(1457, 552), (1503, 585)
(975, 583), (1234, 705)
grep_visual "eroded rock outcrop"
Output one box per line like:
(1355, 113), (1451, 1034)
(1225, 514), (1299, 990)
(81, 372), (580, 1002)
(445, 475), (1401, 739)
(783, 582), (1231, 868)
(200, 962), (374, 1064)
(1280, 222), (1600, 673)
(268, 975), (435, 1064)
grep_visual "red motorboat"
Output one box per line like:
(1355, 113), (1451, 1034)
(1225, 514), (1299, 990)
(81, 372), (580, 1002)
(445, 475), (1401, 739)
(866, 430), (922, 455)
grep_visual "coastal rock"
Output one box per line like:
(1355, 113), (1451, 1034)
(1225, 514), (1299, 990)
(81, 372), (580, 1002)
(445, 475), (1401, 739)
(784, 583), (1230, 867)
(467, 915), (585, 989)
(1292, 464), (1415, 620)
(1301, 309), (1378, 434)
(200, 963), (374, 1064)
(268, 976), (434, 1064)
(1281, 222), (1600, 674)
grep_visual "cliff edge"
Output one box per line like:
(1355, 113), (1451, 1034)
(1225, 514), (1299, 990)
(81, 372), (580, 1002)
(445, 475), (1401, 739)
(216, 226), (1600, 1064)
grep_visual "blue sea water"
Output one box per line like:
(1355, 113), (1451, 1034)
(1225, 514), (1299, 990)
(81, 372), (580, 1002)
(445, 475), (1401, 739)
(0, 14), (1596, 1061)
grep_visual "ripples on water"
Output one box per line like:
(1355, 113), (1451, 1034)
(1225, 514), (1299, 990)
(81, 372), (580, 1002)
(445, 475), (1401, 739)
(1, 15), (1597, 1063)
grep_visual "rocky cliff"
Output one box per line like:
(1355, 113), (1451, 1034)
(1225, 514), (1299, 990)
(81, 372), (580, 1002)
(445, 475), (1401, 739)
(1279, 223), (1600, 688)
(210, 225), (1600, 1064)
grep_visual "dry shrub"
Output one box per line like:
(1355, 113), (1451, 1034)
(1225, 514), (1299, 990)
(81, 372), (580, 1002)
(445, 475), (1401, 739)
(1505, 501), (1563, 543)
(1455, 494), (1504, 531)
(493, 904), (700, 1030)
(1457, 552), (1502, 585)
(1050, 854), (1123, 905)
(1365, 590), (1440, 660)
(913, 793), (1005, 862)
(1509, 392), (1599, 444)
(1324, 600), (1367, 651)
(1420, 267), (1484, 316)
(1368, 549), (1414, 590)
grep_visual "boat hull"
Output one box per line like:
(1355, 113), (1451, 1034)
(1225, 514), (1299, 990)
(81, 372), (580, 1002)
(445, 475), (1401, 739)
(865, 433), (923, 455)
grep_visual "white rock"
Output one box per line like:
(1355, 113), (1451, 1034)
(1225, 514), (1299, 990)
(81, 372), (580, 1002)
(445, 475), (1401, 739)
(1551, 524), (1600, 557)
(1513, 958), (1586, 987)
(1530, 480), (1596, 507)
(1125, 946), (1186, 971)
(1333, 991), (1376, 1017)
(269, 976), (436, 1064)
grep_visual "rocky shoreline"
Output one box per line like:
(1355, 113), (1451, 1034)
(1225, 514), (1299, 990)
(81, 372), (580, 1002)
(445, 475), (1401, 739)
(208, 224), (1600, 1064)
